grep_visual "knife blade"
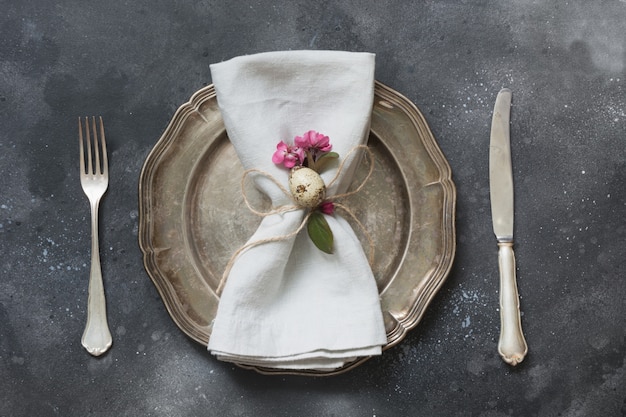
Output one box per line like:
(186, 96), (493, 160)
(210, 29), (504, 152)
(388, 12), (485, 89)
(489, 88), (528, 365)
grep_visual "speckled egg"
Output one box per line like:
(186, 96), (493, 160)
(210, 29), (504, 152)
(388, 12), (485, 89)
(288, 167), (326, 208)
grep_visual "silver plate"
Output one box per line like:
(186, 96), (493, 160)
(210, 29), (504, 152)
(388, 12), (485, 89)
(138, 81), (456, 376)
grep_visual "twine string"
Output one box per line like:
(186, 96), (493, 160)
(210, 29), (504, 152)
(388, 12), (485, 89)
(216, 145), (375, 296)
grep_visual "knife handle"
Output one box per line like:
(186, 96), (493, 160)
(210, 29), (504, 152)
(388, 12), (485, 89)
(497, 242), (528, 365)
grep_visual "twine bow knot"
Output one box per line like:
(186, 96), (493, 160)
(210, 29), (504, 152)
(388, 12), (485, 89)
(217, 145), (375, 295)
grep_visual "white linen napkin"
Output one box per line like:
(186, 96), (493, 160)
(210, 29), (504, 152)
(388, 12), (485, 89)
(207, 50), (387, 370)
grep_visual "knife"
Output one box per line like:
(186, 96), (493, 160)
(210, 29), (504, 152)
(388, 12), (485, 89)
(489, 88), (528, 365)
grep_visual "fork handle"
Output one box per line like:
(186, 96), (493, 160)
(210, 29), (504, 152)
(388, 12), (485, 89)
(81, 200), (113, 356)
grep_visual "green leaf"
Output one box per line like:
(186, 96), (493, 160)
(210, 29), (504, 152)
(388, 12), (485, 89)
(307, 211), (334, 254)
(314, 152), (339, 173)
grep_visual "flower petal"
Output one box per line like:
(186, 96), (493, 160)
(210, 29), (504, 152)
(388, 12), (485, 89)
(319, 201), (335, 215)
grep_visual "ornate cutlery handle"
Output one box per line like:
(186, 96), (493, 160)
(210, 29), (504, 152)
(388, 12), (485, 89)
(497, 242), (527, 365)
(81, 199), (113, 356)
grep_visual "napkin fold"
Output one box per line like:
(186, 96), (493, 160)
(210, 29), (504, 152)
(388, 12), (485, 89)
(207, 50), (387, 370)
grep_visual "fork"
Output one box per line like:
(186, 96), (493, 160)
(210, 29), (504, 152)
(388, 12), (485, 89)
(79, 116), (113, 356)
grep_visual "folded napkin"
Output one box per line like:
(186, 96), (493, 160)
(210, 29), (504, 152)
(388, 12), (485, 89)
(207, 50), (387, 370)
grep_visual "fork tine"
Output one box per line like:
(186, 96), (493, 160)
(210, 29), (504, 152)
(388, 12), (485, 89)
(91, 116), (100, 175)
(79, 117), (85, 174)
(79, 116), (107, 177)
(98, 116), (108, 177)
(85, 117), (93, 175)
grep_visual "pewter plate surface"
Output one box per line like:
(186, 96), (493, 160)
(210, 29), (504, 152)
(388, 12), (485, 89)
(138, 81), (456, 376)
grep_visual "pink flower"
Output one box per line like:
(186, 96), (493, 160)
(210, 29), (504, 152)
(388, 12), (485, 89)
(319, 201), (335, 215)
(294, 130), (332, 153)
(272, 141), (304, 168)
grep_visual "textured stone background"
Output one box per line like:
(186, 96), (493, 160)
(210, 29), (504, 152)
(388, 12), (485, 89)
(1, 1), (624, 416)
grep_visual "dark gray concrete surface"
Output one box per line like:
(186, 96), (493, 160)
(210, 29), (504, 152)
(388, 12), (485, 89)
(1, 1), (625, 416)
